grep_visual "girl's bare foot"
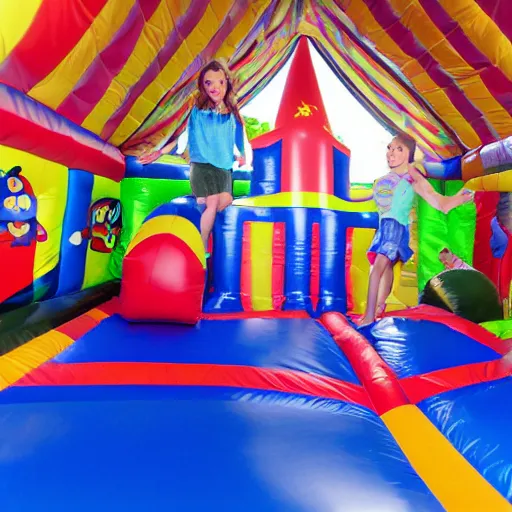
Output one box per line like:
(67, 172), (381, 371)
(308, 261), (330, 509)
(358, 315), (375, 328)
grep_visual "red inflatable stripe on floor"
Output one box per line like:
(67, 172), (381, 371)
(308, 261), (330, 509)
(95, 297), (119, 316)
(201, 310), (310, 320)
(56, 314), (102, 340)
(385, 305), (511, 355)
(321, 312), (408, 415)
(14, 361), (373, 410)
(400, 358), (512, 404)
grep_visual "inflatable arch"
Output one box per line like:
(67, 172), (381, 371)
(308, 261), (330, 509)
(1, 3), (512, 510)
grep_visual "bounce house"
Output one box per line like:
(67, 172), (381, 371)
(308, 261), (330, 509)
(2, 2), (512, 510)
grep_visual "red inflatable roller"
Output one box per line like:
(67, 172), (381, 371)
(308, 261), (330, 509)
(119, 215), (206, 324)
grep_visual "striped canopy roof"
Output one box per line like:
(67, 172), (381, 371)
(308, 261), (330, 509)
(0, 0), (510, 161)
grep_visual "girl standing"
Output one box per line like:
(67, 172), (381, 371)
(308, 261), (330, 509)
(359, 133), (473, 327)
(139, 60), (248, 254)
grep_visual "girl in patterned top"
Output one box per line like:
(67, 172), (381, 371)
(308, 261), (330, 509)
(439, 248), (473, 270)
(359, 133), (473, 327)
(139, 60), (248, 255)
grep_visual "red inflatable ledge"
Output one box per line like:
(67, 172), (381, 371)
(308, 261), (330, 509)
(0, 84), (125, 181)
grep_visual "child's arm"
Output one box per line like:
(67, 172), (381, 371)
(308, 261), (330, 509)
(409, 166), (473, 213)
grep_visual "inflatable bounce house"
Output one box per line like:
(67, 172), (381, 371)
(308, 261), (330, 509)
(2, 2), (512, 510)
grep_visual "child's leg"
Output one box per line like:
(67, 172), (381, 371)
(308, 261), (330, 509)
(376, 264), (394, 315)
(360, 254), (392, 326)
(200, 194), (220, 249)
(217, 192), (233, 212)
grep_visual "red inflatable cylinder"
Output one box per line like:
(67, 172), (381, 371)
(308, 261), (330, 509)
(119, 215), (206, 324)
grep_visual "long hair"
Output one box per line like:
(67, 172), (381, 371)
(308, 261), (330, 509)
(194, 60), (243, 124)
(394, 132), (417, 163)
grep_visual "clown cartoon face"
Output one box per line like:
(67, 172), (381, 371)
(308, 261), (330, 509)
(0, 165), (47, 246)
(69, 198), (122, 253)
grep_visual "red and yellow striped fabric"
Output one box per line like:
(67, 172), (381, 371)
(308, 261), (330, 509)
(0, 1), (510, 158)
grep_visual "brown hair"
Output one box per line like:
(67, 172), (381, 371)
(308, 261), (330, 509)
(394, 132), (416, 163)
(195, 60), (243, 124)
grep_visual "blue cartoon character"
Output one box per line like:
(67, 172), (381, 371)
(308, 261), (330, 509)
(69, 198), (122, 253)
(0, 165), (47, 247)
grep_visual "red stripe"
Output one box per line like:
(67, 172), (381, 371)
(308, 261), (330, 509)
(0, 0), (109, 91)
(401, 358), (512, 404)
(240, 222), (253, 311)
(475, 0), (512, 43)
(310, 222), (320, 312)
(56, 314), (102, 340)
(102, 0), (249, 142)
(271, 222), (286, 310)
(361, 0), (497, 144)
(473, 192), (499, 285)
(56, 0), (161, 124)
(345, 227), (355, 313)
(14, 361), (373, 409)
(385, 305), (512, 355)
(201, 310), (310, 320)
(321, 312), (409, 415)
(0, 102), (124, 181)
(420, 0), (512, 114)
(95, 297), (119, 316)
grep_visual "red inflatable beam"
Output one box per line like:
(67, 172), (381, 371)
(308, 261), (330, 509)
(385, 305), (512, 355)
(0, 84), (125, 181)
(401, 358), (512, 404)
(321, 312), (409, 415)
(15, 361), (373, 410)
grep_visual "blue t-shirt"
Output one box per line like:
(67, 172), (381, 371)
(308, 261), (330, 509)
(185, 106), (245, 171)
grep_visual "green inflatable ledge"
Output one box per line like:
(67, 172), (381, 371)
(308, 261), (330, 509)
(480, 319), (512, 340)
(109, 177), (250, 278)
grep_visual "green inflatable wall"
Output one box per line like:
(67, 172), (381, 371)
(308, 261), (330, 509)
(417, 179), (476, 292)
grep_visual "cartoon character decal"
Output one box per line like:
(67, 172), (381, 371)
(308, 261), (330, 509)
(0, 165), (47, 247)
(69, 198), (122, 253)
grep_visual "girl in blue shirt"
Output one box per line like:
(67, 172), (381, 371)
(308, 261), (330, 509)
(359, 133), (473, 327)
(140, 60), (248, 254)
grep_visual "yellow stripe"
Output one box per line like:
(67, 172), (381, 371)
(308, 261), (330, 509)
(387, 0), (512, 139)
(82, 0), (186, 135)
(234, 192), (377, 212)
(344, 0), (481, 148)
(109, 0), (273, 145)
(382, 405), (511, 511)
(0, 331), (74, 391)
(249, 222), (273, 311)
(126, 214), (206, 268)
(0, 0), (42, 63)
(439, 0), (512, 83)
(349, 228), (374, 314)
(29, 0), (136, 110)
(466, 170), (512, 193)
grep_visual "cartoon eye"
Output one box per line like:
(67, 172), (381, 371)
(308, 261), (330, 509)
(17, 194), (32, 211)
(7, 177), (23, 193)
(3, 196), (16, 210)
